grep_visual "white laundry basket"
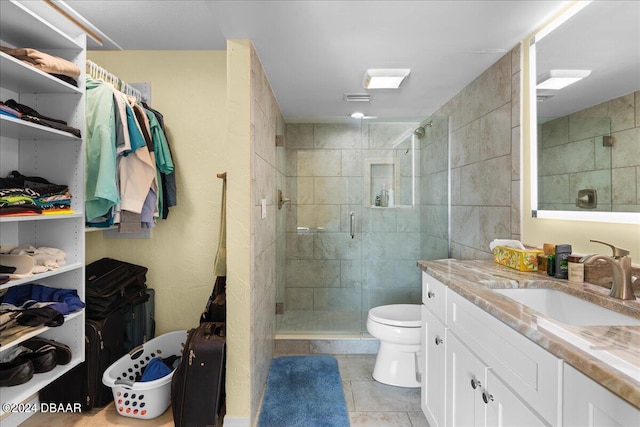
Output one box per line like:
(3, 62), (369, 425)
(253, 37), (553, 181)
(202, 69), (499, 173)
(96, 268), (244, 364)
(102, 330), (187, 419)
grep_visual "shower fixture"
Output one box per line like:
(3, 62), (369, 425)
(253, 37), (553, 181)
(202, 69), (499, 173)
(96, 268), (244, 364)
(278, 190), (291, 210)
(413, 121), (433, 138)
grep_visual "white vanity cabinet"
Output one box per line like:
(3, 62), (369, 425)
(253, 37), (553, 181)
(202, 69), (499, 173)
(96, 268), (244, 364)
(446, 332), (487, 427)
(0, 2), (86, 425)
(421, 304), (447, 427)
(446, 318), (547, 427)
(421, 271), (562, 426)
(563, 364), (640, 426)
(421, 272), (448, 427)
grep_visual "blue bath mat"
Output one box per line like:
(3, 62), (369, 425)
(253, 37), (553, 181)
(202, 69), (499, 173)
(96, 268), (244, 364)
(258, 355), (349, 427)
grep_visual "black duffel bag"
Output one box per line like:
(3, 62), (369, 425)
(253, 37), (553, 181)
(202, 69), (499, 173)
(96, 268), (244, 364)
(85, 258), (148, 319)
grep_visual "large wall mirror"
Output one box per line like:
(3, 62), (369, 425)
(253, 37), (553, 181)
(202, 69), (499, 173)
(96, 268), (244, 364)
(531, 0), (640, 223)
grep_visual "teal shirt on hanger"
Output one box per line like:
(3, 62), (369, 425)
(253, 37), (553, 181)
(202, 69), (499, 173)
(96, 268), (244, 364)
(85, 77), (119, 222)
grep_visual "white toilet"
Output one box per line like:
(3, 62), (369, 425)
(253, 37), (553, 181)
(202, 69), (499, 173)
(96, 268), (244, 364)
(366, 304), (422, 388)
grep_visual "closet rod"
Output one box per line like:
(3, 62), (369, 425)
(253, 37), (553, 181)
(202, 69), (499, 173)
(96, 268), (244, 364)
(86, 60), (144, 101)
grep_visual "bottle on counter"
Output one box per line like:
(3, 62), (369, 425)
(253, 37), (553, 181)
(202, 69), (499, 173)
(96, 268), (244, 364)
(554, 244), (572, 280)
(547, 254), (556, 276)
(568, 254), (584, 283)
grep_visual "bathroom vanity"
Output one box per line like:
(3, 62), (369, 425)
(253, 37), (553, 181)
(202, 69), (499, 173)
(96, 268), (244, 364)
(419, 259), (640, 426)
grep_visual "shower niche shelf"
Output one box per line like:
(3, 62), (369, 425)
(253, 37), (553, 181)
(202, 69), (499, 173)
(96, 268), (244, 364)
(365, 158), (415, 208)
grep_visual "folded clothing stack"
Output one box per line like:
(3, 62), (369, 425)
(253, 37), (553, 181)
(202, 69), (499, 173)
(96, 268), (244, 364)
(0, 45), (80, 86)
(1, 99), (81, 137)
(2, 245), (67, 274)
(0, 170), (72, 216)
(0, 337), (72, 387)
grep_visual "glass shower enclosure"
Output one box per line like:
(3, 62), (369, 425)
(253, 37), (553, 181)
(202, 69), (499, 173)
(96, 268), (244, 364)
(278, 116), (449, 335)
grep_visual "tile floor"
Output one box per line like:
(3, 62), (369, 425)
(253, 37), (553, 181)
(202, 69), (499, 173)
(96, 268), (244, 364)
(20, 354), (427, 426)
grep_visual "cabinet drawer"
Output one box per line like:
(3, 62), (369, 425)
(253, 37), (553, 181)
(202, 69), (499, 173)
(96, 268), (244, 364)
(447, 289), (562, 426)
(422, 272), (446, 322)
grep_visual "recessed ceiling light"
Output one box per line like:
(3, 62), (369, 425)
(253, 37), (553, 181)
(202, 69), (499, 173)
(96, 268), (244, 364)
(363, 68), (411, 89)
(536, 69), (591, 90)
(351, 112), (365, 119)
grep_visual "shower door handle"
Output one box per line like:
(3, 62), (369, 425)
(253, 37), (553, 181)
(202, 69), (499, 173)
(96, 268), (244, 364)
(350, 211), (355, 239)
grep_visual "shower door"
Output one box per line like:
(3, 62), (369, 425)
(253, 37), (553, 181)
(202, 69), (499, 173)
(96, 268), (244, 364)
(279, 117), (449, 335)
(358, 121), (424, 331)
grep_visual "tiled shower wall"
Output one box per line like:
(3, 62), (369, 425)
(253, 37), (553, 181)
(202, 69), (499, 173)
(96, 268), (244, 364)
(249, 45), (286, 417)
(419, 115), (450, 261)
(283, 122), (423, 317)
(538, 91), (640, 212)
(436, 45), (522, 259)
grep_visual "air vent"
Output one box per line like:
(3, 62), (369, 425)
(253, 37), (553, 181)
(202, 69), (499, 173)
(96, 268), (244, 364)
(344, 93), (371, 102)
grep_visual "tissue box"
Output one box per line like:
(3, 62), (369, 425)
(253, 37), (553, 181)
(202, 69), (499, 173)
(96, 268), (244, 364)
(492, 246), (544, 271)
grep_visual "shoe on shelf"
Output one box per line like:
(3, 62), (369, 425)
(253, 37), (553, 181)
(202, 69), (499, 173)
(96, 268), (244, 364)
(22, 337), (72, 365)
(0, 358), (34, 387)
(17, 344), (57, 373)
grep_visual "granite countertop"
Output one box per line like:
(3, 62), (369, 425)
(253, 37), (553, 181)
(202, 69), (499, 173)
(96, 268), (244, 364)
(417, 259), (640, 409)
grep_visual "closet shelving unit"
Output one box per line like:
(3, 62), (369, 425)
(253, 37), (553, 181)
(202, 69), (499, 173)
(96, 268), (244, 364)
(0, 1), (86, 424)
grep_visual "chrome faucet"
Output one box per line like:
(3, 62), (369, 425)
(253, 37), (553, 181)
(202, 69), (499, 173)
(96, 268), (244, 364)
(581, 240), (636, 300)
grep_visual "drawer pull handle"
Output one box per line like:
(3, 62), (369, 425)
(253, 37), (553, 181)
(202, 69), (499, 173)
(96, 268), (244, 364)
(482, 392), (494, 404)
(434, 337), (443, 346)
(427, 291), (436, 299)
(470, 379), (481, 389)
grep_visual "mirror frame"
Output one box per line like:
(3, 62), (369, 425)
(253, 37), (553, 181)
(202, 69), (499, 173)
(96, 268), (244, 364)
(528, 1), (640, 225)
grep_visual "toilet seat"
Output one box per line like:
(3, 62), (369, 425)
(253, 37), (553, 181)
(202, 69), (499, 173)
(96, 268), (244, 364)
(368, 304), (421, 327)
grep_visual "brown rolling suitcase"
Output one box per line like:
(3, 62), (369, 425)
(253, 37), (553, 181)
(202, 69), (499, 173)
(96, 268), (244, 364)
(171, 322), (226, 427)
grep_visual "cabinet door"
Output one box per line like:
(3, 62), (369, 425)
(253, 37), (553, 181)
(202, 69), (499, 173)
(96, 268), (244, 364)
(422, 305), (447, 427)
(485, 370), (547, 427)
(563, 364), (640, 427)
(447, 332), (487, 427)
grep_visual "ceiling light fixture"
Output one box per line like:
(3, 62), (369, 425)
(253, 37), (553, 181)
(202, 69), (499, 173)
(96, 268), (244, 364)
(536, 69), (591, 90)
(363, 68), (411, 89)
(349, 112), (377, 119)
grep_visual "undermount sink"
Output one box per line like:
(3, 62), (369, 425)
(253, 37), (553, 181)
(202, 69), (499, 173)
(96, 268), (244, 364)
(493, 288), (640, 326)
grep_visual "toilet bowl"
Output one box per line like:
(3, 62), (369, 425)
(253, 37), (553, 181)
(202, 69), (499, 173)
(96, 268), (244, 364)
(366, 304), (422, 388)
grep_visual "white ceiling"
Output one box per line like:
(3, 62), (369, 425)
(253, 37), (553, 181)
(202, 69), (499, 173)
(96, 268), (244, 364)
(64, 0), (572, 121)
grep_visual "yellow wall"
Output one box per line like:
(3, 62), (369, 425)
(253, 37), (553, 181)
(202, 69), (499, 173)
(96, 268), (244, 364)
(85, 50), (228, 334)
(520, 7), (640, 259)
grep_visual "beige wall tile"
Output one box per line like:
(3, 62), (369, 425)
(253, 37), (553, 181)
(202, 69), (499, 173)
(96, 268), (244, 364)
(286, 123), (314, 149)
(314, 177), (347, 204)
(297, 150), (342, 176)
(612, 127), (640, 168)
(297, 204), (342, 231)
(450, 120), (480, 168)
(612, 166), (637, 205)
(480, 103), (512, 160)
(314, 123), (362, 149)
(460, 155), (511, 206)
